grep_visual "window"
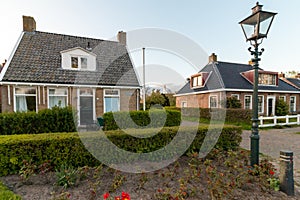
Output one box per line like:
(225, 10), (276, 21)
(48, 88), (68, 108)
(209, 96), (217, 108)
(104, 89), (120, 113)
(258, 73), (276, 86)
(279, 96), (286, 102)
(191, 75), (203, 88)
(244, 95), (252, 109)
(290, 96), (296, 113)
(258, 95), (264, 113)
(181, 101), (187, 108)
(71, 57), (78, 68)
(231, 94), (239, 100)
(15, 87), (37, 112)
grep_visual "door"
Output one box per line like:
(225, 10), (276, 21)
(267, 96), (275, 116)
(80, 96), (93, 125)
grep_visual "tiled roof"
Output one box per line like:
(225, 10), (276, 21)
(286, 78), (300, 89)
(176, 61), (299, 95)
(2, 31), (140, 87)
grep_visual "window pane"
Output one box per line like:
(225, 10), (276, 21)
(71, 57), (78, 68)
(105, 97), (119, 112)
(210, 96), (217, 108)
(80, 88), (93, 95)
(16, 96), (36, 112)
(49, 88), (67, 95)
(193, 77), (197, 87)
(81, 57), (87, 69)
(245, 96), (251, 109)
(258, 96), (263, 113)
(15, 87), (36, 95)
(105, 89), (119, 96)
(49, 96), (67, 108)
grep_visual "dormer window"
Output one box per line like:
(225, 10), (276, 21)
(61, 47), (96, 71)
(190, 72), (210, 88)
(241, 70), (278, 86)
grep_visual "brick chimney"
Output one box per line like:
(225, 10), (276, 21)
(278, 72), (285, 78)
(23, 16), (36, 32)
(117, 31), (126, 45)
(209, 53), (217, 63)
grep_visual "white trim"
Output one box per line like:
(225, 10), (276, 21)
(60, 47), (97, 57)
(7, 85), (11, 105)
(103, 89), (120, 113)
(290, 96), (297, 113)
(38, 86), (41, 105)
(0, 81), (141, 89)
(47, 87), (68, 109)
(0, 32), (25, 81)
(267, 96), (276, 116)
(209, 95), (218, 108)
(244, 95), (252, 110)
(43, 86), (45, 104)
(174, 88), (300, 97)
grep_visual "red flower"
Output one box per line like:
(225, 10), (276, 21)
(115, 196), (121, 200)
(103, 192), (110, 199)
(269, 170), (275, 175)
(121, 191), (130, 200)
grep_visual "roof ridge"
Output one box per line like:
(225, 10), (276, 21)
(212, 62), (225, 89)
(28, 30), (118, 43)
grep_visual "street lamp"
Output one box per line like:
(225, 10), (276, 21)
(239, 2), (277, 166)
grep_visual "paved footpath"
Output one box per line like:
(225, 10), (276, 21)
(240, 126), (300, 191)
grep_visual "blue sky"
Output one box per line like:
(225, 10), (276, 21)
(0, 0), (299, 86)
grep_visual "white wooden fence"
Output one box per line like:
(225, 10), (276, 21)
(259, 114), (300, 128)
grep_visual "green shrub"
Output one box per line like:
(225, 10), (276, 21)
(0, 181), (21, 200)
(0, 126), (241, 176)
(103, 109), (181, 131)
(275, 99), (289, 116)
(0, 106), (76, 135)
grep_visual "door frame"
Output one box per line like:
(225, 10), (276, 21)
(77, 88), (96, 126)
(267, 96), (276, 116)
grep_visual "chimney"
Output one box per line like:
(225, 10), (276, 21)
(23, 16), (36, 32)
(209, 53), (217, 63)
(278, 72), (285, 78)
(117, 31), (126, 45)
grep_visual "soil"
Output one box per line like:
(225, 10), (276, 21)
(1, 154), (299, 200)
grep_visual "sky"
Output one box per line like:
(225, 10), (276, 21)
(0, 0), (299, 91)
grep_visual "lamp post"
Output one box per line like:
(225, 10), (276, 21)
(239, 2), (277, 166)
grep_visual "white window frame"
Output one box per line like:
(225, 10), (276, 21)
(258, 95), (264, 114)
(181, 101), (187, 108)
(103, 89), (120, 113)
(244, 95), (252, 110)
(231, 94), (240, 100)
(48, 88), (68, 109)
(290, 96), (296, 113)
(14, 86), (38, 112)
(209, 95), (218, 108)
(71, 55), (88, 70)
(267, 96), (276, 116)
(279, 96), (286, 102)
(258, 73), (277, 86)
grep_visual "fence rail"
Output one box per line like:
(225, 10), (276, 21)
(259, 114), (300, 128)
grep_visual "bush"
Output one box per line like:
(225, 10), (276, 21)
(0, 126), (242, 176)
(103, 109), (181, 131)
(0, 106), (77, 135)
(0, 181), (21, 200)
(167, 107), (251, 124)
(275, 99), (289, 116)
(225, 97), (242, 108)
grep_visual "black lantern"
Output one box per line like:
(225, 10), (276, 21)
(239, 2), (277, 45)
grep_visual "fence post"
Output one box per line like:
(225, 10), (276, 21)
(286, 115), (289, 125)
(279, 150), (294, 196)
(298, 114), (300, 125)
(274, 116), (277, 126)
(259, 116), (263, 127)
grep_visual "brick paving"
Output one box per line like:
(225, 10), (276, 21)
(240, 126), (300, 194)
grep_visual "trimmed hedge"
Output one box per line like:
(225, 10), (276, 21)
(0, 125), (242, 176)
(165, 107), (251, 124)
(0, 106), (77, 135)
(103, 109), (181, 131)
(0, 181), (21, 200)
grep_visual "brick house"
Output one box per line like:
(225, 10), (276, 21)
(175, 53), (300, 116)
(0, 16), (141, 126)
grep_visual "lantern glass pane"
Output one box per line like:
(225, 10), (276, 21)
(259, 16), (273, 35)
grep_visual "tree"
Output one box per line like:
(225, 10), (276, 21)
(275, 99), (289, 116)
(145, 90), (168, 109)
(226, 96), (242, 108)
